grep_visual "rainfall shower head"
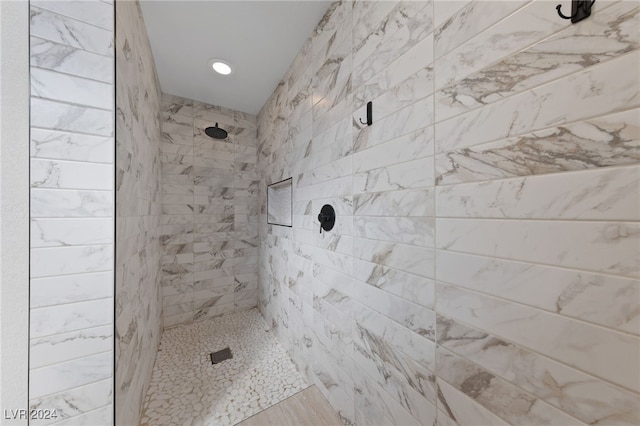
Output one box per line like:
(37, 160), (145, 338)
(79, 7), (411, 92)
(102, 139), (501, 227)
(204, 123), (228, 140)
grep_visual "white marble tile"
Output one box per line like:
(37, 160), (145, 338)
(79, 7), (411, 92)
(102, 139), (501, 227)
(31, 159), (114, 190)
(353, 157), (434, 194)
(31, 0), (113, 30)
(435, 1), (568, 90)
(30, 6), (113, 56)
(353, 127), (434, 174)
(31, 325), (113, 369)
(438, 313), (640, 425)
(31, 37), (114, 84)
(31, 298), (113, 339)
(436, 218), (640, 278)
(31, 129), (114, 163)
(436, 165), (640, 221)
(31, 98), (114, 137)
(30, 351), (112, 399)
(434, 1), (528, 59)
(435, 1), (639, 121)
(354, 216), (434, 247)
(435, 378), (509, 426)
(436, 51), (640, 153)
(32, 187), (112, 217)
(437, 250), (640, 335)
(437, 284), (640, 393)
(31, 244), (113, 278)
(31, 218), (112, 247)
(31, 68), (113, 110)
(436, 346), (583, 425)
(353, 237), (434, 278)
(30, 271), (113, 308)
(435, 108), (640, 184)
(29, 379), (112, 426)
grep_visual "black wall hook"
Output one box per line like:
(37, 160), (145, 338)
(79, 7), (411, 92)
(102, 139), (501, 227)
(556, 0), (595, 23)
(359, 101), (373, 126)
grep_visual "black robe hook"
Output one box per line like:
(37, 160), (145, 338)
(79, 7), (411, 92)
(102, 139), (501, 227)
(359, 101), (373, 126)
(556, 0), (595, 23)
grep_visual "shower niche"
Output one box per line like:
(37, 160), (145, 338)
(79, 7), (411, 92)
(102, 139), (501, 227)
(267, 177), (292, 227)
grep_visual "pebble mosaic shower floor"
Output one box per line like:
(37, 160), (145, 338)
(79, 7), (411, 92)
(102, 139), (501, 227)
(140, 309), (308, 426)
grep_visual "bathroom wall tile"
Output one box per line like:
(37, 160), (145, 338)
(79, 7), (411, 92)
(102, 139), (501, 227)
(30, 6), (114, 56)
(29, 379), (112, 425)
(31, 129), (114, 163)
(437, 218), (640, 278)
(31, 98), (114, 136)
(435, 109), (640, 185)
(436, 346), (583, 425)
(437, 313), (640, 424)
(31, 159), (113, 190)
(434, 1), (569, 90)
(30, 325), (113, 369)
(353, 157), (434, 194)
(31, 67), (113, 110)
(160, 93), (258, 327)
(352, 1), (433, 88)
(258, 1), (639, 424)
(353, 258), (434, 309)
(31, 244), (113, 278)
(436, 51), (640, 153)
(31, 298), (113, 339)
(436, 165), (640, 221)
(352, 237), (434, 278)
(435, 1), (639, 121)
(31, 189), (113, 217)
(435, 378), (509, 426)
(29, 351), (113, 399)
(31, 218), (112, 248)
(114, 1), (160, 424)
(30, 37), (114, 84)
(30, 271), (114, 308)
(437, 250), (640, 335)
(434, 1), (529, 60)
(437, 284), (640, 393)
(353, 128), (433, 173)
(31, 0), (113, 30)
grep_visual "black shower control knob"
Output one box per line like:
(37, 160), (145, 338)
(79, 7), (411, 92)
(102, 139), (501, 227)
(317, 204), (335, 233)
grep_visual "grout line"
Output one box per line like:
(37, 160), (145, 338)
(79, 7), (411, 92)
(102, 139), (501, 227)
(30, 65), (113, 86)
(29, 348), (113, 371)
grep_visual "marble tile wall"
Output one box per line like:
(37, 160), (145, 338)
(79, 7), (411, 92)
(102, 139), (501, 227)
(29, 1), (115, 424)
(257, 1), (640, 425)
(160, 94), (259, 328)
(114, 1), (163, 425)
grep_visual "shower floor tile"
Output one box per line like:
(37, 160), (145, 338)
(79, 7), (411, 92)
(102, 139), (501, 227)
(140, 309), (308, 426)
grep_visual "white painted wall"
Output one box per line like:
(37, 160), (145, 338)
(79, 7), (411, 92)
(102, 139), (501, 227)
(0, 1), (30, 424)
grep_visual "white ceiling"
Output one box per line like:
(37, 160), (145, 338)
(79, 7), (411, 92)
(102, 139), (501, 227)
(139, 1), (331, 115)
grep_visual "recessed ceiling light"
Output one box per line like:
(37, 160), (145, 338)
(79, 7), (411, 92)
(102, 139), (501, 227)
(209, 58), (232, 75)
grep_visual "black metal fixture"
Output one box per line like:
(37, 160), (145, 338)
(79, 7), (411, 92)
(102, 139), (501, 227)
(210, 347), (232, 364)
(556, 0), (595, 23)
(204, 123), (228, 139)
(317, 204), (335, 233)
(359, 101), (373, 126)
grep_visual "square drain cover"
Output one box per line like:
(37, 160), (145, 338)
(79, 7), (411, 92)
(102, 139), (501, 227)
(210, 347), (232, 364)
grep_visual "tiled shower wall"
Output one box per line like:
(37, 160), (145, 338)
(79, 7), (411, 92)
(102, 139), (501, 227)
(160, 94), (259, 328)
(29, 0), (114, 424)
(114, 0), (163, 425)
(257, 1), (640, 425)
